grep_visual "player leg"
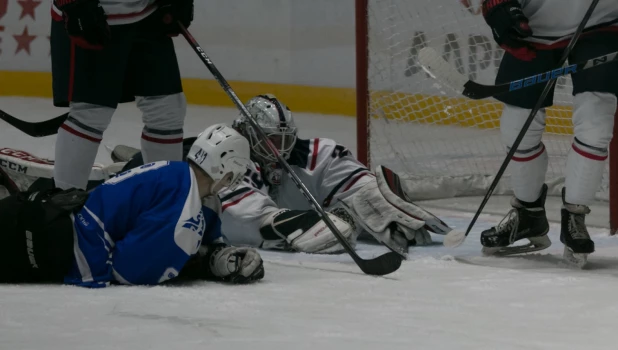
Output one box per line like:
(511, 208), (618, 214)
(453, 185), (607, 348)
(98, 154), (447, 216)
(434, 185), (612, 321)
(480, 49), (562, 255)
(0, 188), (84, 283)
(51, 20), (136, 190)
(561, 32), (618, 266)
(131, 13), (186, 163)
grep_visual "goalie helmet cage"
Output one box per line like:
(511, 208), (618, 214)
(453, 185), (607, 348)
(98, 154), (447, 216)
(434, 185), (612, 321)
(354, 0), (618, 234)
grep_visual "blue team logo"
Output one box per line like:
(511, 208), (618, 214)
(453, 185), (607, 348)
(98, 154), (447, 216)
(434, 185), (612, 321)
(194, 149), (208, 165)
(182, 210), (206, 236)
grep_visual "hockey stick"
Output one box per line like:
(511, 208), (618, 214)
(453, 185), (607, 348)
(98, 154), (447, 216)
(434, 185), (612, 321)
(418, 46), (616, 100)
(179, 24), (402, 276)
(0, 110), (68, 137)
(440, 0), (601, 248)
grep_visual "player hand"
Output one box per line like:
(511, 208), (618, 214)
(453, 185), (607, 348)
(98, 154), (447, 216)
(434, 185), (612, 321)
(158, 0), (194, 37)
(208, 245), (265, 284)
(55, 0), (111, 50)
(482, 0), (536, 61)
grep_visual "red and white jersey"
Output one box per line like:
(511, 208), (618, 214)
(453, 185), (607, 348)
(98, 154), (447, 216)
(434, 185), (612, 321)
(519, 0), (618, 46)
(52, 0), (158, 25)
(219, 138), (374, 247)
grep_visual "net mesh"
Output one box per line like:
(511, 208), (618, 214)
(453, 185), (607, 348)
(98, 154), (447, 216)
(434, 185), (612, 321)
(365, 0), (610, 200)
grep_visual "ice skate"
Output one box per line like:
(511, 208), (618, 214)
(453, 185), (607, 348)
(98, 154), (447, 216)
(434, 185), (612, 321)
(111, 145), (140, 163)
(560, 189), (594, 268)
(480, 184), (550, 256)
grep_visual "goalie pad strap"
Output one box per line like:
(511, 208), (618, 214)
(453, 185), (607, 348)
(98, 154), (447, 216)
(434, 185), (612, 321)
(322, 167), (371, 207)
(377, 166), (452, 235)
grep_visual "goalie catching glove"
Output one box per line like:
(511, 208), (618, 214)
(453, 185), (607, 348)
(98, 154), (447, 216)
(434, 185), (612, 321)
(259, 209), (356, 254)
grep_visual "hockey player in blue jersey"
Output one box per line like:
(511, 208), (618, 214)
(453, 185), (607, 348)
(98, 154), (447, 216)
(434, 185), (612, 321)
(0, 124), (264, 287)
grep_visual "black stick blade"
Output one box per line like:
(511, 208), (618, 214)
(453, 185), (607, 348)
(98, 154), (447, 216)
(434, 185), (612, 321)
(358, 251), (403, 276)
(0, 111), (68, 137)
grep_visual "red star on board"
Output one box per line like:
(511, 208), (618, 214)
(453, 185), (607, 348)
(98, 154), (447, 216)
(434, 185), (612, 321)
(18, 0), (42, 20)
(13, 26), (36, 55)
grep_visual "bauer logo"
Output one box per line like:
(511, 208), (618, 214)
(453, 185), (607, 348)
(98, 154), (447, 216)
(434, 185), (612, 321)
(509, 64), (578, 92)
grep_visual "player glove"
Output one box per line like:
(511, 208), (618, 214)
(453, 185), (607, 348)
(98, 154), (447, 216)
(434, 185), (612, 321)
(204, 244), (265, 284)
(55, 0), (111, 50)
(482, 0), (536, 61)
(157, 0), (194, 37)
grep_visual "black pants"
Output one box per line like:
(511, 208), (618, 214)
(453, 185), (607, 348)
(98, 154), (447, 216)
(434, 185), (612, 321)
(51, 10), (183, 108)
(0, 189), (86, 283)
(495, 31), (618, 109)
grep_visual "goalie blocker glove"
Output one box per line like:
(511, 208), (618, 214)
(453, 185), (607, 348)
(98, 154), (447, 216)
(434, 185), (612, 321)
(55, 0), (110, 50)
(259, 209), (355, 254)
(482, 0), (535, 61)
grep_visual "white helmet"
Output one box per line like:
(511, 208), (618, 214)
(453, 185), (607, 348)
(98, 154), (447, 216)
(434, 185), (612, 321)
(235, 94), (298, 164)
(187, 124), (252, 193)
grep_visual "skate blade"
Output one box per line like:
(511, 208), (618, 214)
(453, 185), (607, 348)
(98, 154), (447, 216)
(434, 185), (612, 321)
(482, 235), (551, 257)
(563, 246), (588, 269)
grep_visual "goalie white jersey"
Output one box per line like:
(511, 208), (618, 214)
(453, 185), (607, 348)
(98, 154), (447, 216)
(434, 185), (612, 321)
(518, 0), (618, 45)
(219, 138), (374, 247)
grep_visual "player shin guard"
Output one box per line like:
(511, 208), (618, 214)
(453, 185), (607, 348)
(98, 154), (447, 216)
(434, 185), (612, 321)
(565, 91), (616, 205)
(500, 105), (547, 203)
(510, 143), (548, 203)
(565, 139), (608, 205)
(137, 94), (186, 163)
(54, 104), (113, 190)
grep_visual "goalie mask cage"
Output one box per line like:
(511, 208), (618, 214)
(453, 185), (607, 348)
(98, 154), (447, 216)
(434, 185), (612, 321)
(354, 0), (618, 233)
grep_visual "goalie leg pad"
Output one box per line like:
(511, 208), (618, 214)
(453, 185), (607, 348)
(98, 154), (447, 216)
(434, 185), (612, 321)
(376, 166), (453, 235)
(259, 209), (354, 254)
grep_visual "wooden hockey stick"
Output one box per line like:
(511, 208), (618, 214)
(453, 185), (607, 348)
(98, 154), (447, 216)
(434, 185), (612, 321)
(179, 24), (402, 276)
(418, 45), (616, 100)
(0, 110), (68, 137)
(438, 0), (601, 248)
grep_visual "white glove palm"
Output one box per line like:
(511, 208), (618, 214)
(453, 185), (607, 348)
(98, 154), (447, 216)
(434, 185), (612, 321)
(209, 246), (265, 284)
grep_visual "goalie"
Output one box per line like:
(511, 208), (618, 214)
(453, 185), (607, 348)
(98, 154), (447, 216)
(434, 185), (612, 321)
(114, 95), (455, 256)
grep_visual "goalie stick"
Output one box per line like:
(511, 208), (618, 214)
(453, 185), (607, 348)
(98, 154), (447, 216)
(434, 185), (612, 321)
(418, 47), (616, 100)
(179, 24), (402, 276)
(0, 110), (68, 137)
(436, 0), (601, 248)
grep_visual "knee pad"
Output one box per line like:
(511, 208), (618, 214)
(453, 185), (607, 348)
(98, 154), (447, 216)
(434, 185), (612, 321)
(500, 104), (546, 151)
(572, 91), (617, 151)
(65, 102), (115, 141)
(137, 93), (186, 140)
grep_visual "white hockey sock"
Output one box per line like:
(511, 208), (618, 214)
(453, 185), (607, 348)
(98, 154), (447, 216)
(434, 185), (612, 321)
(564, 138), (608, 205)
(140, 127), (183, 163)
(54, 121), (101, 190)
(509, 142), (548, 203)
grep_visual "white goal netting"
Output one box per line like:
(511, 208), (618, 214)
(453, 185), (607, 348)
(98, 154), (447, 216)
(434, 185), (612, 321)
(363, 0), (610, 200)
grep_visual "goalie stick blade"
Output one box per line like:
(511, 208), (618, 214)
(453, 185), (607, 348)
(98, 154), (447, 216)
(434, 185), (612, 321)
(357, 251), (403, 276)
(417, 47), (467, 95)
(0, 110), (68, 137)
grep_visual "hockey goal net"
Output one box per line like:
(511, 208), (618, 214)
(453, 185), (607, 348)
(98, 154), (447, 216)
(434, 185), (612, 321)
(355, 0), (618, 230)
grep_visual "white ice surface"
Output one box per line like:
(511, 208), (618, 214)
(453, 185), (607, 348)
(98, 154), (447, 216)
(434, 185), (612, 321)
(1, 98), (618, 350)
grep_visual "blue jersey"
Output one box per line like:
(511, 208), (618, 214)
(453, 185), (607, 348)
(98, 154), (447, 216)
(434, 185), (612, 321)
(64, 161), (222, 288)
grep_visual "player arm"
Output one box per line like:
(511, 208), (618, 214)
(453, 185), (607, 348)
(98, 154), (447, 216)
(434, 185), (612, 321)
(305, 138), (374, 208)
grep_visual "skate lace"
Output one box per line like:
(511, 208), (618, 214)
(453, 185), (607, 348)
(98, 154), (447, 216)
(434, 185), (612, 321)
(496, 209), (519, 243)
(568, 213), (590, 240)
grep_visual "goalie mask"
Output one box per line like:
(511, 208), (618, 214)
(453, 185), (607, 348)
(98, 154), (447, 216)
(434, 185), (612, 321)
(234, 94), (297, 185)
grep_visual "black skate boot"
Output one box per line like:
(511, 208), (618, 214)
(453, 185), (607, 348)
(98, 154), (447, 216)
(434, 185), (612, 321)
(560, 188), (594, 268)
(480, 184), (550, 256)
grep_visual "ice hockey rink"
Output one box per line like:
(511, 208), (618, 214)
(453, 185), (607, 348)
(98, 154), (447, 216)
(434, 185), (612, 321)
(2, 97), (618, 350)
